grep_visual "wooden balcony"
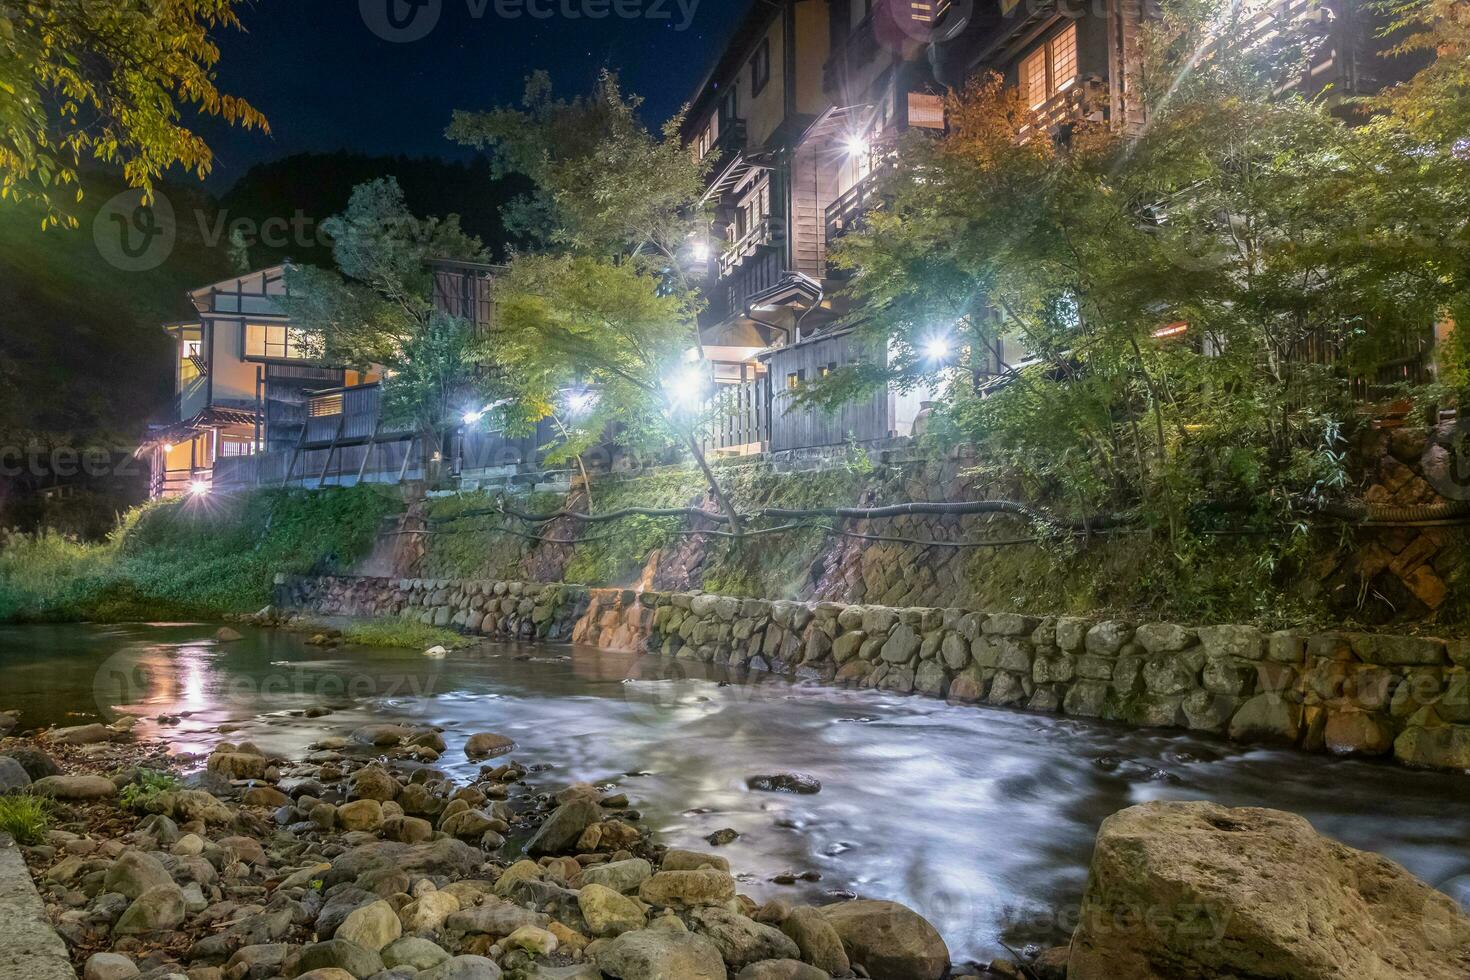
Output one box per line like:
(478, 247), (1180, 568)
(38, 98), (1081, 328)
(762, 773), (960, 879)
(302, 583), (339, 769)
(719, 217), (785, 280)
(1018, 79), (1107, 138)
(706, 118), (747, 163)
(825, 171), (882, 246)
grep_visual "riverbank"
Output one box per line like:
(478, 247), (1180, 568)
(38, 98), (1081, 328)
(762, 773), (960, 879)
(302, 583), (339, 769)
(1, 689), (1468, 979)
(290, 574), (1470, 774)
(0, 723), (976, 979)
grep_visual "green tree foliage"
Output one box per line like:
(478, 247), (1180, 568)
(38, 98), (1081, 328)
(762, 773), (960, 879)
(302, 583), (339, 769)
(816, 0), (1467, 555)
(0, 0), (268, 227)
(449, 73), (742, 526)
(281, 178), (495, 470)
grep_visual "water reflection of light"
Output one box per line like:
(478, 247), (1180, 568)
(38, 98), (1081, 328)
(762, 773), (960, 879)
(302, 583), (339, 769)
(178, 648), (209, 714)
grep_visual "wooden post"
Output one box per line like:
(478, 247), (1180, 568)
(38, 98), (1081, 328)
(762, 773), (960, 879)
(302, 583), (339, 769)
(318, 415), (347, 487)
(356, 421), (383, 485)
(396, 435), (417, 485)
(280, 424), (308, 488)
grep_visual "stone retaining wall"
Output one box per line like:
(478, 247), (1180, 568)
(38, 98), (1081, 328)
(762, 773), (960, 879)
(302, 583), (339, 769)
(293, 575), (1470, 773)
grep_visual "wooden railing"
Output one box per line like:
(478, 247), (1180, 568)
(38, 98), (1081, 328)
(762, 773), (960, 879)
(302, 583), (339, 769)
(719, 217), (784, 279)
(150, 467), (210, 499)
(213, 437), (425, 490)
(1017, 81), (1104, 138)
(707, 118), (747, 163)
(825, 172), (882, 245)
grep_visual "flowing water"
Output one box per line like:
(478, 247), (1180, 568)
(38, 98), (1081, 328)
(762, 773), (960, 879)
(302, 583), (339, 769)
(3, 621), (1470, 966)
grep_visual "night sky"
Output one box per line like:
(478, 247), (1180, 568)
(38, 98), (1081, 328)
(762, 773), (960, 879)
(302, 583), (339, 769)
(194, 0), (752, 188)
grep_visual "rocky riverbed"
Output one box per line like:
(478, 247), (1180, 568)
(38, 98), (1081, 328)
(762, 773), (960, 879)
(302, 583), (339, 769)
(1, 712), (975, 980)
(2, 674), (1470, 980)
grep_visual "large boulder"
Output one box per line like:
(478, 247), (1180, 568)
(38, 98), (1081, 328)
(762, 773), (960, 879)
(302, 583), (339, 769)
(0, 756), (31, 792)
(113, 884), (187, 935)
(578, 883), (648, 937)
(1069, 801), (1470, 979)
(43, 723), (117, 745)
(688, 907), (800, 971)
(336, 899), (401, 952)
(323, 839), (481, 888)
(819, 900), (949, 980)
(464, 732), (516, 759)
(382, 936), (451, 971)
(32, 774), (117, 800)
(638, 870), (736, 908)
(417, 955), (503, 980)
(103, 850), (173, 899)
(294, 939), (384, 979)
(594, 929), (726, 980)
(779, 906), (849, 975)
(3, 747), (61, 780)
(525, 799), (602, 856)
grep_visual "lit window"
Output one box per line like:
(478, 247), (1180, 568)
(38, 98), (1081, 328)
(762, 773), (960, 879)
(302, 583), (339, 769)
(219, 437), (256, 458)
(1052, 25), (1078, 90)
(244, 323), (310, 360)
(179, 336), (203, 386)
(1020, 23), (1079, 109)
(309, 393), (344, 417)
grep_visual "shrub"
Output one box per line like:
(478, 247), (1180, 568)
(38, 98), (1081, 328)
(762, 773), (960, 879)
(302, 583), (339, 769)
(0, 795), (51, 845)
(119, 771), (182, 812)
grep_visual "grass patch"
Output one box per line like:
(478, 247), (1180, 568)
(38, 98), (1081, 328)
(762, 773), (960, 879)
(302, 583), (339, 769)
(340, 619), (473, 650)
(0, 486), (403, 624)
(0, 794), (51, 845)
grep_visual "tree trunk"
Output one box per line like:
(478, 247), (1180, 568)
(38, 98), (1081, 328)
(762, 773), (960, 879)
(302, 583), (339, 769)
(684, 432), (743, 538)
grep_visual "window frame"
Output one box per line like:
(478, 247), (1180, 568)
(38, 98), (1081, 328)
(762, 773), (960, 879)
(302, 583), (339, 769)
(243, 322), (311, 362)
(1019, 22), (1080, 110)
(751, 37), (771, 97)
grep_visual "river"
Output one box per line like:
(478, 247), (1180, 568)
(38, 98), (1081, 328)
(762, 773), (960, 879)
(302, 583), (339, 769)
(3, 621), (1469, 966)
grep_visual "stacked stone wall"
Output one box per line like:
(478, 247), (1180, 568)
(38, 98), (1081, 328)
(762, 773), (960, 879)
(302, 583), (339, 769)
(294, 575), (1470, 773)
(414, 426), (1470, 627)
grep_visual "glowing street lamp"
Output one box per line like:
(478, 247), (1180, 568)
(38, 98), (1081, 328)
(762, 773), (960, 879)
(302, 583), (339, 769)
(923, 335), (952, 364)
(565, 390), (598, 418)
(691, 240), (712, 263)
(462, 408), (487, 426)
(665, 362), (711, 412)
